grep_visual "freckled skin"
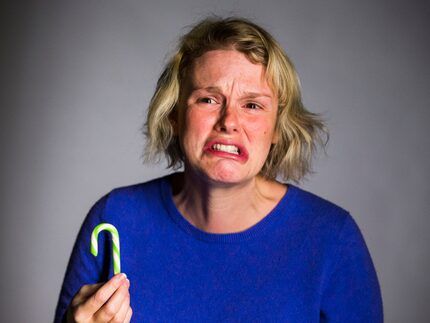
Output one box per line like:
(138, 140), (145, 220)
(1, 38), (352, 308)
(176, 49), (279, 186)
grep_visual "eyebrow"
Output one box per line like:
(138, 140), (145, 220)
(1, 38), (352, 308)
(191, 86), (273, 99)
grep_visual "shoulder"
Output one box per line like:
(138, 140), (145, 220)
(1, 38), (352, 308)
(288, 184), (348, 215)
(85, 174), (173, 223)
(285, 186), (377, 284)
(285, 185), (363, 246)
(100, 173), (175, 207)
(287, 184), (350, 225)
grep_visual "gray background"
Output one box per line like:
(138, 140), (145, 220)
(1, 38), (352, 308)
(1, 0), (429, 322)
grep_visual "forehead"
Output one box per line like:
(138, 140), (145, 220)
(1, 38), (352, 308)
(184, 49), (273, 94)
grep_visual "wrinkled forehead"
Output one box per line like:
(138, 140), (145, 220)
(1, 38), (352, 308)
(180, 48), (275, 97)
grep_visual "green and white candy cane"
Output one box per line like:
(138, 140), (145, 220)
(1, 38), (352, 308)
(90, 223), (121, 275)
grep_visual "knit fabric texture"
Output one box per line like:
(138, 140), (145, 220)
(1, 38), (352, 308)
(55, 174), (383, 322)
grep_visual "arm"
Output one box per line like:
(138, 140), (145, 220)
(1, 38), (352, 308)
(320, 214), (383, 322)
(54, 194), (132, 322)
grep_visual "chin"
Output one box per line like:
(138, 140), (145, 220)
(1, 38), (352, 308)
(186, 159), (257, 185)
(203, 166), (253, 186)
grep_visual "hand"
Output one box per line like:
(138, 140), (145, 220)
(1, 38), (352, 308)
(66, 273), (132, 323)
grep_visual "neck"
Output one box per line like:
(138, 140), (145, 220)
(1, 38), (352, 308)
(172, 171), (286, 234)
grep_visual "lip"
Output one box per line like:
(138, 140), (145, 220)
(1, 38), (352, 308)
(203, 140), (249, 162)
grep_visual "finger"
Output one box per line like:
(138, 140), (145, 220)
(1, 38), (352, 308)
(94, 278), (130, 322)
(108, 280), (131, 322)
(71, 282), (104, 307)
(70, 282), (104, 321)
(124, 306), (133, 323)
(77, 273), (127, 319)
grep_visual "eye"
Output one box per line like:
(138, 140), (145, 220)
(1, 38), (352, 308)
(199, 97), (216, 104)
(245, 102), (260, 110)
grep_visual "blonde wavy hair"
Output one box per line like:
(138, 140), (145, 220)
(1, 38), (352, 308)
(144, 17), (327, 182)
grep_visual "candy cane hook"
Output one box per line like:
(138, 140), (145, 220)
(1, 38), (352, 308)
(91, 223), (121, 274)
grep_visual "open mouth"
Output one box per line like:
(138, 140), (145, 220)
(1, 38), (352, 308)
(211, 143), (240, 155)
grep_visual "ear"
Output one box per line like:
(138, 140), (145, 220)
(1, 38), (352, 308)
(169, 106), (179, 135)
(271, 127), (279, 144)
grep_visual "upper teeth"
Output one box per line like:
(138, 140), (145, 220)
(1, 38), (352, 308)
(212, 144), (240, 155)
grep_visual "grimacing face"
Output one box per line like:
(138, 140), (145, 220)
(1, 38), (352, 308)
(174, 49), (279, 185)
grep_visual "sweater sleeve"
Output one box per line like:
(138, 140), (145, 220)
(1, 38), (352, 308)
(320, 214), (383, 322)
(54, 194), (111, 323)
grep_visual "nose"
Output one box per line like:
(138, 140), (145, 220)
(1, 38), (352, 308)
(215, 101), (239, 133)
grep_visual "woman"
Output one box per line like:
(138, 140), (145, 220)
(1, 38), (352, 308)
(55, 17), (383, 322)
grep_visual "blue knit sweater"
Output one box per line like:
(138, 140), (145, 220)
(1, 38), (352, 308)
(55, 174), (383, 322)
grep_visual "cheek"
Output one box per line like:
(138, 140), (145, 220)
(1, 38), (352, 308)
(246, 118), (277, 155)
(188, 109), (215, 130)
(247, 118), (276, 139)
(182, 110), (214, 145)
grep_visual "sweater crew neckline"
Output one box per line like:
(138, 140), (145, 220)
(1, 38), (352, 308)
(159, 174), (298, 244)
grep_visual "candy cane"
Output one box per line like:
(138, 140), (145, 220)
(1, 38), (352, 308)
(91, 223), (121, 275)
